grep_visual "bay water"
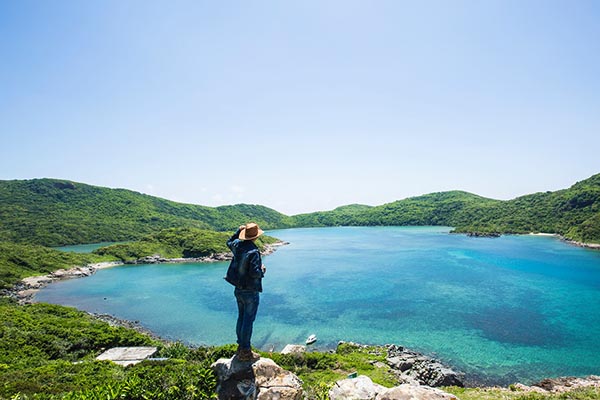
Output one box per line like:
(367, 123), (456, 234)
(36, 227), (600, 385)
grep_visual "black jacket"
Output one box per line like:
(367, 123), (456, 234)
(225, 228), (264, 292)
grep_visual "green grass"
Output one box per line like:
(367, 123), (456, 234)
(0, 298), (230, 399)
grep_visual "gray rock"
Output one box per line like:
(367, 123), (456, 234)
(329, 375), (459, 400)
(281, 344), (306, 354)
(376, 384), (459, 400)
(385, 346), (463, 387)
(329, 375), (387, 400)
(212, 356), (303, 400)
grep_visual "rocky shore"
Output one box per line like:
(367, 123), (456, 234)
(462, 231), (600, 250)
(337, 342), (464, 388)
(561, 237), (600, 250)
(4, 261), (123, 304)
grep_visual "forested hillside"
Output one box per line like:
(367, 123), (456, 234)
(0, 179), (293, 246)
(1, 174), (599, 247)
(452, 173), (600, 242)
(290, 174), (600, 244)
(291, 191), (500, 227)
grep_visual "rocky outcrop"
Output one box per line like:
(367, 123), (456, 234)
(466, 232), (501, 238)
(329, 375), (458, 400)
(386, 344), (463, 387)
(211, 356), (303, 400)
(338, 342), (463, 388)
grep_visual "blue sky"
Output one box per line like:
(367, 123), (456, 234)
(1, 1), (599, 215)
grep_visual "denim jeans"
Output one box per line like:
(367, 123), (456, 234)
(235, 288), (260, 350)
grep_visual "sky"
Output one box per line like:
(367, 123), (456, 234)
(1, 0), (599, 215)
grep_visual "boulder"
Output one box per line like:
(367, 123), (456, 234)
(212, 356), (303, 400)
(376, 384), (459, 400)
(329, 375), (387, 400)
(281, 344), (306, 355)
(329, 376), (459, 400)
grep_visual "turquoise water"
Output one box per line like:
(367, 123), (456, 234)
(35, 227), (600, 385)
(55, 242), (127, 253)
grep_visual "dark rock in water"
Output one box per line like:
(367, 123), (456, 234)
(386, 345), (464, 387)
(467, 232), (501, 238)
(337, 342), (464, 388)
(212, 356), (303, 399)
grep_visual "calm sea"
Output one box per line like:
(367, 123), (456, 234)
(37, 227), (600, 385)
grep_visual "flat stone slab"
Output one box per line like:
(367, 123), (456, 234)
(96, 346), (157, 366)
(281, 344), (306, 354)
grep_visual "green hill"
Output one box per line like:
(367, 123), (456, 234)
(0, 179), (293, 246)
(290, 174), (600, 244)
(292, 191), (501, 227)
(452, 174), (600, 242)
(1, 174), (599, 248)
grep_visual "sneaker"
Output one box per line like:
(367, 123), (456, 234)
(238, 348), (260, 361)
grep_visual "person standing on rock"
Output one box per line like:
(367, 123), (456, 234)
(225, 222), (266, 361)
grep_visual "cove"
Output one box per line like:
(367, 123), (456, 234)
(35, 226), (600, 386)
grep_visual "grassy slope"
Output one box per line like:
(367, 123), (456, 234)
(0, 178), (293, 246)
(0, 298), (221, 399)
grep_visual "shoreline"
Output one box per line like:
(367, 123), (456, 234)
(5, 241), (288, 304)
(527, 232), (600, 250)
(460, 230), (600, 250)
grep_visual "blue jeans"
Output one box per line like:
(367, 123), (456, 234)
(235, 288), (260, 350)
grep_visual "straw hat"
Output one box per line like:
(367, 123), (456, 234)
(239, 222), (264, 241)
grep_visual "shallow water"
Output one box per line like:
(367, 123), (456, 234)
(54, 242), (127, 253)
(36, 226), (600, 385)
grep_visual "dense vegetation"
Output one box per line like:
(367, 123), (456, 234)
(291, 174), (600, 244)
(0, 179), (293, 246)
(0, 242), (114, 290)
(2, 302), (598, 399)
(1, 174), (599, 247)
(292, 191), (500, 227)
(93, 227), (280, 261)
(0, 298), (224, 399)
